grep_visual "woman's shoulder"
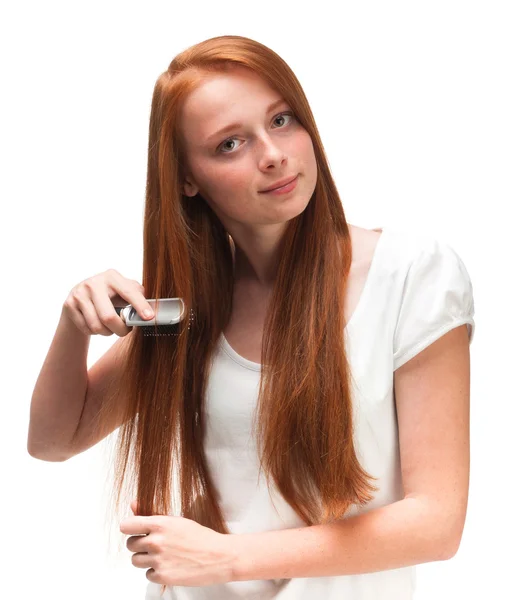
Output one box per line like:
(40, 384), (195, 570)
(361, 225), (456, 268)
(348, 223), (412, 270)
(348, 223), (468, 293)
(347, 223), (384, 266)
(382, 226), (468, 272)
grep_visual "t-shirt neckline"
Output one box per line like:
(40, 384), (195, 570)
(220, 227), (389, 371)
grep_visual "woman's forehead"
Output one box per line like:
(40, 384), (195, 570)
(180, 72), (284, 144)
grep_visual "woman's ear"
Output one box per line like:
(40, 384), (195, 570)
(182, 176), (199, 197)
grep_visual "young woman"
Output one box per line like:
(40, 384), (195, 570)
(28, 35), (476, 600)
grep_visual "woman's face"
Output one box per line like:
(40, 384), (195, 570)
(179, 68), (318, 232)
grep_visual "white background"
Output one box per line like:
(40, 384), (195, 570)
(4, 1), (525, 598)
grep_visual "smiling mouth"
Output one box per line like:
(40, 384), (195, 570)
(260, 174), (299, 193)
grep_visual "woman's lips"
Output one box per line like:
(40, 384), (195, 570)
(260, 174), (299, 195)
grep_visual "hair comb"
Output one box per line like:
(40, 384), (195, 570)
(114, 298), (195, 337)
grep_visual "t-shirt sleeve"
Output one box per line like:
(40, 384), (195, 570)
(393, 238), (476, 371)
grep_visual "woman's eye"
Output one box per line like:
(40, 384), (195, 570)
(217, 112), (295, 154)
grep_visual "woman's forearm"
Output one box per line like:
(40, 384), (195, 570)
(228, 496), (456, 582)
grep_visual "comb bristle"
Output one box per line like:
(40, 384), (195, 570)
(141, 325), (182, 337)
(141, 307), (195, 336)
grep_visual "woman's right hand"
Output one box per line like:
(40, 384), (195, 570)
(63, 269), (154, 337)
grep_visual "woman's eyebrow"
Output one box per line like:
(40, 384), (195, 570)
(205, 98), (287, 143)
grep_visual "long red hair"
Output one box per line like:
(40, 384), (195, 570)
(89, 35), (378, 584)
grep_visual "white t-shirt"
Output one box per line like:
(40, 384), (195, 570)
(145, 226), (476, 600)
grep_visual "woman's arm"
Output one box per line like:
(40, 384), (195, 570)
(227, 324), (470, 581)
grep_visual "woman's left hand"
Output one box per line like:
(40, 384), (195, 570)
(120, 500), (236, 587)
